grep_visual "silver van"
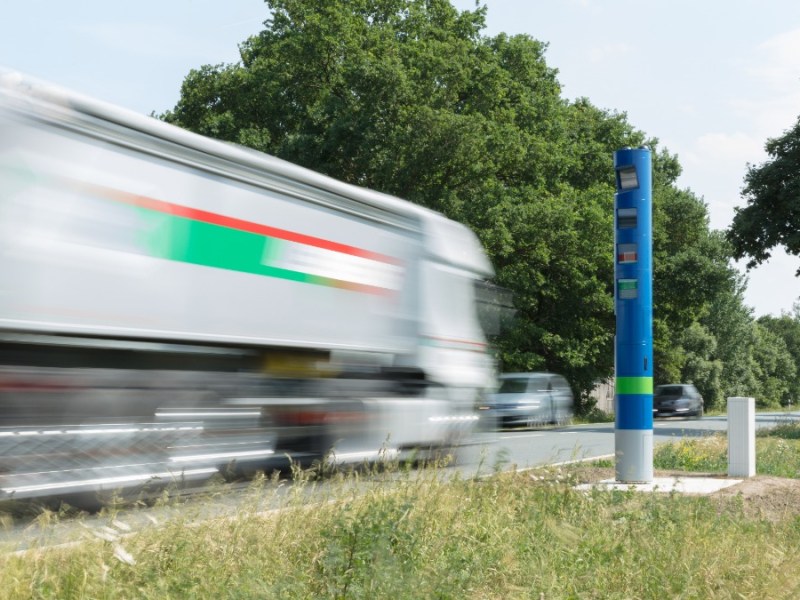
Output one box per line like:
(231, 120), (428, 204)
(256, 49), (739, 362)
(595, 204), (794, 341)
(480, 372), (574, 429)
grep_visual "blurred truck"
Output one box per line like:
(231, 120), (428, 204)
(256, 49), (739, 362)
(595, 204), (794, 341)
(0, 70), (495, 498)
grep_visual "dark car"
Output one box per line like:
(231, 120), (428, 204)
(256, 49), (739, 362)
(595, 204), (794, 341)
(653, 384), (704, 418)
(480, 372), (574, 429)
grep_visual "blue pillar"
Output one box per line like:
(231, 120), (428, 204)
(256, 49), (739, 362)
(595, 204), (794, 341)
(614, 147), (653, 483)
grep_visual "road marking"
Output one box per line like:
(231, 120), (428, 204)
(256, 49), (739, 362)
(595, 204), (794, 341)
(505, 453), (616, 476)
(549, 454), (614, 467)
(497, 433), (544, 440)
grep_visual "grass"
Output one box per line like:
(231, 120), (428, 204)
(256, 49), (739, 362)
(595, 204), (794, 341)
(653, 419), (800, 478)
(573, 407), (615, 424)
(3, 446), (800, 599)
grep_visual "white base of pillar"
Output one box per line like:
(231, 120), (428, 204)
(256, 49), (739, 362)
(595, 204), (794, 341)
(615, 429), (653, 483)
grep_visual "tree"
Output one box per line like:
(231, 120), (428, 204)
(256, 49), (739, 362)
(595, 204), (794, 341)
(163, 0), (650, 409)
(678, 322), (723, 406)
(701, 271), (756, 406)
(758, 304), (800, 405)
(486, 184), (617, 400)
(163, 0), (765, 413)
(728, 116), (800, 272)
(651, 183), (741, 403)
(746, 322), (796, 407)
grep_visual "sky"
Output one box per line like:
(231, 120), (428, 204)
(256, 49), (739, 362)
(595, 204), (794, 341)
(2, 0), (800, 317)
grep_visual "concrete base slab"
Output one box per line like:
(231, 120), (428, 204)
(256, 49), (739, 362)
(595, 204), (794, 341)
(576, 476), (743, 495)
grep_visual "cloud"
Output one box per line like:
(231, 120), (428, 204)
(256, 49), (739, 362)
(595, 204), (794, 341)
(731, 90), (800, 141)
(750, 27), (800, 92)
(588, 42), (631, 64)
(733, 27), (800, 136)
(740, 249), (800, 316)
(71, 22), (241, 62)
(692, 132), (765, 166)
(680, 132), (764, 185)
(678, 132), (765, 229)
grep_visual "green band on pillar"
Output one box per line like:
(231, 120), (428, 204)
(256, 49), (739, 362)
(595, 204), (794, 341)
(616, 376), (653, 395)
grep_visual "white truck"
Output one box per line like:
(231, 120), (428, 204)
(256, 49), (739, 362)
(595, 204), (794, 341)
(0, 70), (495, 498)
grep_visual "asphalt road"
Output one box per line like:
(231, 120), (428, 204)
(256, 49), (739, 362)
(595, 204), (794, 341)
(456, 411), (800, 475)
(3, 410), (799, 552)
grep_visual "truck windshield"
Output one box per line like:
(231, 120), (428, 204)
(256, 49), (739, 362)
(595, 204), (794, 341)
(474, 281), (515, 338)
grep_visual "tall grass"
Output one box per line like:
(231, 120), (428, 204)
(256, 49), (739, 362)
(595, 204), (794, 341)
(3, 457), (800, 598)
(654, 420), (800, 478)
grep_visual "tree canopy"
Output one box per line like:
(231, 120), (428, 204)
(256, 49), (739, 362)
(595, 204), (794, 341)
(163, 0), (791, 411)
(728, 117), (800, 272)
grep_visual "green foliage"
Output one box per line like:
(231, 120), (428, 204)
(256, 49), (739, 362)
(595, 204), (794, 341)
(655, 428), (800, 479)
(728, 116), (800, 270)
(724, 114), (800, 405)
(486, 184), (617, 397)
(646, 183), (788, 411)
(759, 419), (800, 440)
(651, 188), (741, 406)
(678, 322), (724, 406)
(758, 306), (800, 406)
(314, 493), (418, 597)
(162, 0), (781, 411)
(162, 0), (644, 410)
(653, 435), (728, 472)
(746, 322), (796, 407)
(5, 465), (800, 598)
(701, 273), (756, 405)
(575, 407), (615, 424)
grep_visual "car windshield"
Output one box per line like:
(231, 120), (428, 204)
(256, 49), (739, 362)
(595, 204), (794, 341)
(498, 376), (548, 394)
(497, 378), (529, 394)
(656, 386), (685, 396)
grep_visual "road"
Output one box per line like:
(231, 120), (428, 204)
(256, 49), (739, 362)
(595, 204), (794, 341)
(2, 411), (799, 552)
(456, 411), (800, 475)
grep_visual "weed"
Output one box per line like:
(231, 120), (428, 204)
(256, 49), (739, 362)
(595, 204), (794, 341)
(653, 435), (728, 472)
(653, 430), (800, 479)
(758, 419), (800, 440)
(4, 449), (800, 598)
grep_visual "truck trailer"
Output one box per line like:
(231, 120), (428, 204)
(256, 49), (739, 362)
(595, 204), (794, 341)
(0, 70), (495, 498)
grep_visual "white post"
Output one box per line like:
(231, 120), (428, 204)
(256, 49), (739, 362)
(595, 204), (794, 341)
(727, 396), (755, 477)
